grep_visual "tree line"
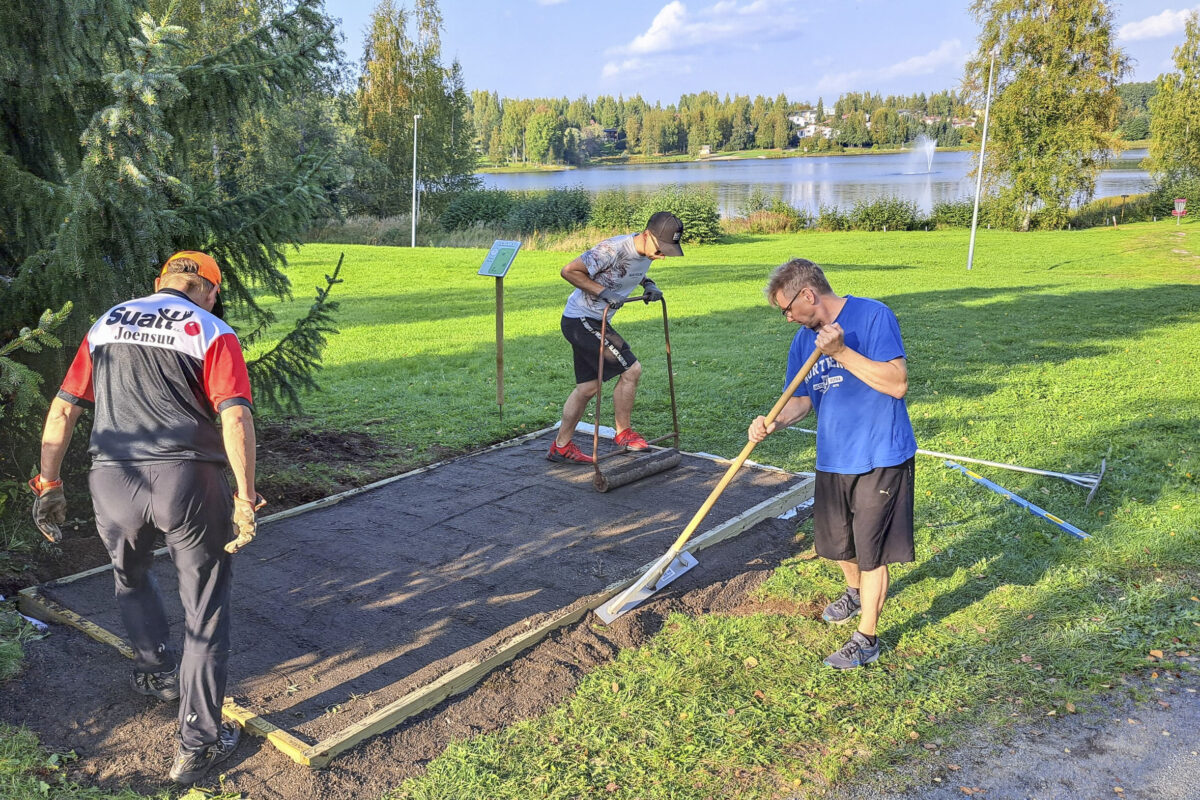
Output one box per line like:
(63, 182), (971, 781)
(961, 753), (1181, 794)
(463, 88), (985, 165)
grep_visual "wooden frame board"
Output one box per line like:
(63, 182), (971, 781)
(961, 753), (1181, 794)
(18, 427), (814, 768)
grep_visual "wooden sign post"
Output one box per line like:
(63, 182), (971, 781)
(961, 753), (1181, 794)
(477, 240), (521, 418)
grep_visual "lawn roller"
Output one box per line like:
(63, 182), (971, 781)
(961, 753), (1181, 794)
(591, 296), (681, 492)
(596, 348), (823, 623)
(789, 429), (1107, 504)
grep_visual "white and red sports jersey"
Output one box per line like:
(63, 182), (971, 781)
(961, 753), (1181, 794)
(58, 288), (253, 463)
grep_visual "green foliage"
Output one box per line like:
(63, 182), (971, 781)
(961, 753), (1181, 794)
(816, 204), (849, 231)
(0, 304), (72, 425)
(354, 0), (477, 216)
(1147, 12), (1200, 185)
(466, 87), (978, 168)
(503, 188), (591, 235)
(440, 190), (516, 230)
(1115, 81), (1156, 142)
(633, 185), (722, 244)
(1149, 175), (1200, 217)
(847, 196), (926, 231)
(589, 190), (642, 233)
(0, 2), (343, 517)
(966, 0), (1128, 230)
(244, 256), (343, 413)
(931, 198), (976, 228)
(728, 189), (811, 233)
(524, 109), (565, 164)
(931, 197), (1007, 229)
(1068, 192), (1154, 228)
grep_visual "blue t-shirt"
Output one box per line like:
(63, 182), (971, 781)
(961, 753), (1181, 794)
(785, 296), (917, 474)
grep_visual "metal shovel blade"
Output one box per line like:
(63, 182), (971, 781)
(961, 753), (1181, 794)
(595, 551), (700, 624)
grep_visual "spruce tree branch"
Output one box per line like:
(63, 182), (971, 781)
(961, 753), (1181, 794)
(245, 253), (343, 413)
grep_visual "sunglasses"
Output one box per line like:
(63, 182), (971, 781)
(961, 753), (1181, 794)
(780, 286), (807, 318)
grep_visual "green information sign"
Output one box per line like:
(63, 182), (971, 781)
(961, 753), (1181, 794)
(478, 239), (521, 277)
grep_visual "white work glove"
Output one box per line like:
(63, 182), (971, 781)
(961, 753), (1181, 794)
(226, 493), (267, 554)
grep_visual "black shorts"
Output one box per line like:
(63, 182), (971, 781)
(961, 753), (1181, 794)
(814, 457), (915, 571)
(561, 315), (638, 384)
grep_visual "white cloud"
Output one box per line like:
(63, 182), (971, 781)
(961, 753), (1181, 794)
(536, 0), (568, 6)
(601, 0), (803, 78)
(1118, 7), (1198, 41)
(811, 39), (968, 96)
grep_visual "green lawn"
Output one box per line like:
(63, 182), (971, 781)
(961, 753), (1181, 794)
(4, 221), (1198, 797)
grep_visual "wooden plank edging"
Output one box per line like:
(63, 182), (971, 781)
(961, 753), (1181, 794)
(17, 431), (812, 769)
(18, 588), (314, 762)
(303, 473), (816, 767)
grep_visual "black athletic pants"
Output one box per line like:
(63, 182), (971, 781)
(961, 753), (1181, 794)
(90, 461), (234, 750)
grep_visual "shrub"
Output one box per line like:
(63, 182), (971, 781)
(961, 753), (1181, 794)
(725, 195), (811, 234)
(848, 196), (924, 231)
(1068, 193), (1155, 229)
(1148, 175), (1200, 219)
(589, 190), (640, 232)
(440, 190), (514, 231)
(816, 205), (849, 231)
(504, 187), (591, 234)
(634, 185), (721, 244)
(931, 198), (975, 228)
(737, 186), (773, 217)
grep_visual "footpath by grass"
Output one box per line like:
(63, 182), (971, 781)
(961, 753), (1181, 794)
(3, 220), (1198, 797)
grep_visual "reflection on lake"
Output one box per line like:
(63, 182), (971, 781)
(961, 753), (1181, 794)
(479, 149), (1152, 216)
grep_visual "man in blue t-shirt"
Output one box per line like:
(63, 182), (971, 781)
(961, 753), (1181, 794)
(749, 258), (917, 670)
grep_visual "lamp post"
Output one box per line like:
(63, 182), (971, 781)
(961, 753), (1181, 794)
(411, 113), (421, 248)
(967, 47), (997, 271)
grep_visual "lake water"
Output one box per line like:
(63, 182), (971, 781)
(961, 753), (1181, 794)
(479, 148), (1152, 217)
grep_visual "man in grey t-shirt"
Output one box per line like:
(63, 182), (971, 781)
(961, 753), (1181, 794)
(548, 211), (685, 463)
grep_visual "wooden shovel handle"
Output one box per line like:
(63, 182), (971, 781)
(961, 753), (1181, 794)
(662, 347), (822, 557)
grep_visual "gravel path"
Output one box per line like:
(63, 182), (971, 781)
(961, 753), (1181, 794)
(823, 664), (1199, 800)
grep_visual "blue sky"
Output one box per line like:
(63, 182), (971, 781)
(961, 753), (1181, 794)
(330, 1), (1197, 103)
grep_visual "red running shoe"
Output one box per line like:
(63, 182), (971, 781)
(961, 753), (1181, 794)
(547, 440), (594, 464)
(614, 428), (649, 451)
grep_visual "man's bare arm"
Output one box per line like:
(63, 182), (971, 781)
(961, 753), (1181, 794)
(220, 404), (256, 499)
(39, 398), (85, 481)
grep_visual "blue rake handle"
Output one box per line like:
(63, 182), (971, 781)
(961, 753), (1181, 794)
(944, 461), (1090, 540)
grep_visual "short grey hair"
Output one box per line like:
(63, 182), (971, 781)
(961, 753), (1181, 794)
(765, 258), (833, 307)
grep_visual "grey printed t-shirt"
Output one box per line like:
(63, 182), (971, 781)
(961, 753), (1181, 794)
(562, 234), (652, 320)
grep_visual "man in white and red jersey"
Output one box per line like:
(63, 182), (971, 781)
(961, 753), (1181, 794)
(29, 251), (263, 785)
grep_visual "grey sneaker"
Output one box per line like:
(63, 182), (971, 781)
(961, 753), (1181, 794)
(824, 631), (880, 670)
(821, 589), (861, 625)
(130, 667), (180, 701)
(169, 722), (241, 785)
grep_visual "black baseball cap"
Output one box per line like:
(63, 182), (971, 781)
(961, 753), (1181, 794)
(646, 211), (684, 256)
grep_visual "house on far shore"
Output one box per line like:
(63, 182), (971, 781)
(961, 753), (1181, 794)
(698, 144), (712, 156)
(789, 109), (818, 127)
(798, 124), (835, 139)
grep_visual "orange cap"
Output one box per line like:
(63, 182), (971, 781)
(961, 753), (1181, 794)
(161, 251), (222, 289)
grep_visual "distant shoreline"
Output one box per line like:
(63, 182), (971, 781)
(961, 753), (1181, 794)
(475, 140), (1149, 176)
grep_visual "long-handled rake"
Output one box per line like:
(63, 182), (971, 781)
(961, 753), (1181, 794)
(789, 429), (1108, 504)
(591, 297), (682, 492)
(596, 348), (823, 624)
